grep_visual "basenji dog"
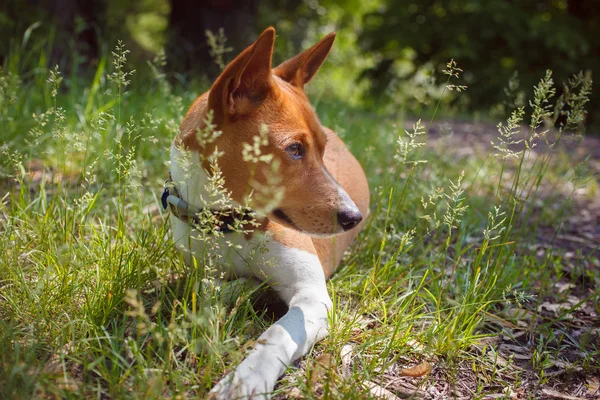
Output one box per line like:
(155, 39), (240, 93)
(167, 27), (369, 399)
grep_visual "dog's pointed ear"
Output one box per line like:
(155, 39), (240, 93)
(208, 27), (275, 121)
(273, 32), (335, 88)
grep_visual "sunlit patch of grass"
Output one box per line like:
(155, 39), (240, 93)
(1, 33), (598, 400)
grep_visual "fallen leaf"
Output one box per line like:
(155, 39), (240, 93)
(539, 302), (573, 313)
(587, 376), (599, 396)
(285, 387), (303, 399)
(405, 339), (426, 352)
(340, 344), (353, 378)
(546, 357), (583, 372)
(384, 380), (427, 399)
(541, 388), (586, 400)
(310, 353), (334, 385)
(555, 282), (575, 293)
(478, 336), (501, 345)
(363, 381), (400, 400)
(499, 343), (529, 353)
(471, 336), (501, 353)
(501, 330), (527, 344)
(398, 361), (432, 377)
(502, 307), (535, 321)
(499, 344), (532, 360)
(487, 350), (510, 368)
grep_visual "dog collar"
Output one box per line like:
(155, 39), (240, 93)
(161, 178), (255, 234)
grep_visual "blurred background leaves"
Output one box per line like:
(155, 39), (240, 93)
(1, 0), (598, 130)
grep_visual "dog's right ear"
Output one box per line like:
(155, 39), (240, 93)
(273, 32), (336, 88)
(208, 27), (275, 122)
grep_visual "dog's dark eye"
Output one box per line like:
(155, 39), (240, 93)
(286, 143), (304, 159)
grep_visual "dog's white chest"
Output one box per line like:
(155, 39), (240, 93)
(170, 213), (268, 279)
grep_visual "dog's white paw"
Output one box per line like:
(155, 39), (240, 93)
(208, 371), (271, 400)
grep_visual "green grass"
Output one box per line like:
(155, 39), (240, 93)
(1, 41), (598, 400)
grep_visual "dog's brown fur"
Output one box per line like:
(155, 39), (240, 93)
(176, 27), (369, 277)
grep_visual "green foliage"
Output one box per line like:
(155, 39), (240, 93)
(359, 0), (599, 128)
(5, 0), (597, 131)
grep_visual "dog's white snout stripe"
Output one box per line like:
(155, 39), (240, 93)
(338, 186), (360, 213)
(322, 166), (359, 211)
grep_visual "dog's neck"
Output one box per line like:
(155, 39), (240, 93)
(169, 144), (239, 211)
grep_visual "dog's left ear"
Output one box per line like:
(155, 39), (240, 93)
(273, 32), (336, 88)
(208, 27), (275, 122)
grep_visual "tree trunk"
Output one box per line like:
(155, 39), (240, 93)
(46, 0), (105, 69)
(165, 0), (259, 79)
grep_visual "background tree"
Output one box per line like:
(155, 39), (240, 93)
(1, 0), (106, 70)
(1, 0), (598, 129)
(359, 0), (600, 126)
(165, 0), (259, 79)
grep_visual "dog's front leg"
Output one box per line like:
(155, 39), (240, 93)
(210, 245), (331, 399)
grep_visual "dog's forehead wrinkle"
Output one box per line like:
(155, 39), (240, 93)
(274, 74), (304, 96)
(273, 81), (317, 118)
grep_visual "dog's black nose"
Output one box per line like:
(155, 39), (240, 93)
(337, 209), (363, 231)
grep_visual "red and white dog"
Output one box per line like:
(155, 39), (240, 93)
(168, 27), (369, 398)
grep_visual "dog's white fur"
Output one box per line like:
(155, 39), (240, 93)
(170, 145), (333, 398)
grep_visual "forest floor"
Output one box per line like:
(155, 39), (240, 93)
(425, 119), (600, 262)
(420, 120), (599, 399)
